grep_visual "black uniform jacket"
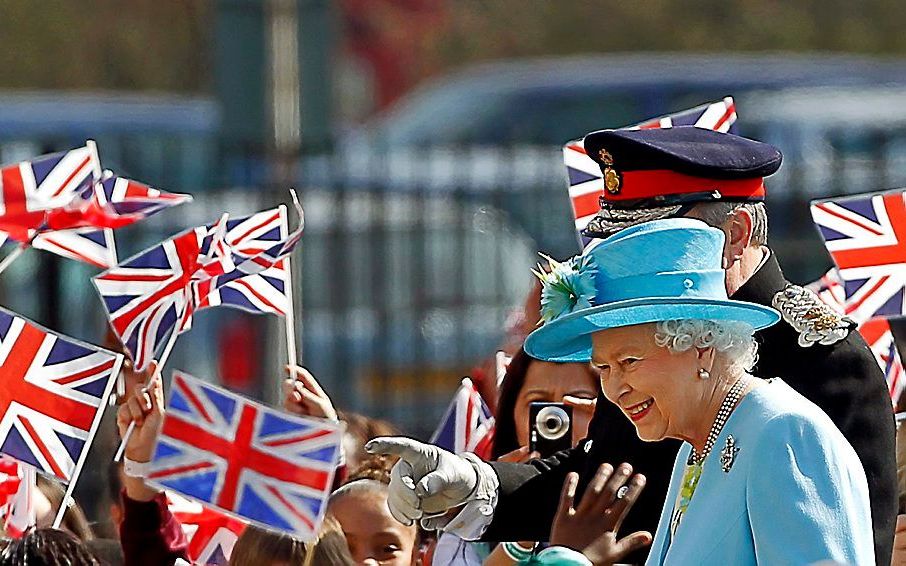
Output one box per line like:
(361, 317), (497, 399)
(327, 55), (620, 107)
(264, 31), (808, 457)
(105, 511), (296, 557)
(484, 254), (896, 566)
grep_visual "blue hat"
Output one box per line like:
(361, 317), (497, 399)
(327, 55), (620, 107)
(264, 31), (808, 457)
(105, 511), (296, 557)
(523, 218), (780, 362)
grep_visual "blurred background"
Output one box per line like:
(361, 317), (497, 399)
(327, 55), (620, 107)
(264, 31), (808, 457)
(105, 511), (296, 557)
(3, 0), (906, 478)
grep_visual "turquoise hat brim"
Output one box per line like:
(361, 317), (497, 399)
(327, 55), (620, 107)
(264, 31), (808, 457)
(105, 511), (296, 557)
(523, 297), (780, 363)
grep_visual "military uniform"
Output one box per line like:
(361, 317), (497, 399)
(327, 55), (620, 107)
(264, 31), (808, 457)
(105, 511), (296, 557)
(483, 127), (896, 566)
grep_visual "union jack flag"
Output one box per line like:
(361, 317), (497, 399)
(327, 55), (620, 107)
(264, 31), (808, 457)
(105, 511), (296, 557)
(93, 219), (230, 372)
(0, 307), (122, 481)
(94, 175), (193, 219)
(168, 490), (246, 565)
(0, 144), (116, 267)
(147, 371), (342, 539)
(222, 198), (303, 277)
(857, 317), (906, 405)
(430, 378), (495, 459)
(563, 97), (737, 233)
(191, 206), (297, 320)
(34, 175), (193, 232)
(810, 189), (906, 323)
(806, 269), (906, 404)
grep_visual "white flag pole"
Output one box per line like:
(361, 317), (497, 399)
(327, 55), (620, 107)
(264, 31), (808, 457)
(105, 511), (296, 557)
(113, 328), (179, 463)
(284, 191), (304, 381)
(54, 352), (124, 529)
(86, 139), (103, 180)
(283, 254), (299, 381)
(495, 350), (511, 386)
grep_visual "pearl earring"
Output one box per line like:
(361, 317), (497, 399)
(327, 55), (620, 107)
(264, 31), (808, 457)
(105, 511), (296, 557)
(698, 368), (710, 380)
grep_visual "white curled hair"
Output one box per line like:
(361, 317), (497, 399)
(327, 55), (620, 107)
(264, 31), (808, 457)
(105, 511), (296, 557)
(654, 319), (758, 372)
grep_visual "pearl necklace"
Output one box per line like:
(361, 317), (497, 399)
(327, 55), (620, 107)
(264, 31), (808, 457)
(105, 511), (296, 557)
(691, 375), (750, 466)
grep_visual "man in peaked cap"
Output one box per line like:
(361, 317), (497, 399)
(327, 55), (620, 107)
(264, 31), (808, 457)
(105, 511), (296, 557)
(368, 127), (896, 565)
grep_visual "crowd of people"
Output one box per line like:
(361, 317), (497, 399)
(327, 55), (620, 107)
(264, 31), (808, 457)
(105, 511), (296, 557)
(3, 125), (906, 566)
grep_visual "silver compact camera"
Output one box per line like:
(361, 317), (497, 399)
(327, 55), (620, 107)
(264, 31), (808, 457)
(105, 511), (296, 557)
(529, 402), (573, 456)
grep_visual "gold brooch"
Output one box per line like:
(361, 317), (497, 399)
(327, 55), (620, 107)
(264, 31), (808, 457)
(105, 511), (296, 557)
(597, 149), (621, 194)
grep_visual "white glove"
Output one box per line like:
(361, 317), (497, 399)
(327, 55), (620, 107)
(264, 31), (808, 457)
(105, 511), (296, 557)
(366, 437), (479, 526)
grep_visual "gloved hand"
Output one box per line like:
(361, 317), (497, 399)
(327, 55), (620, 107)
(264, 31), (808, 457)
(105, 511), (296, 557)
(366, 437), (479, 526)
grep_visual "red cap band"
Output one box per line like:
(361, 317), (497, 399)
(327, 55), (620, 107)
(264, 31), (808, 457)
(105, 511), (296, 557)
(602, 169), (766, 203)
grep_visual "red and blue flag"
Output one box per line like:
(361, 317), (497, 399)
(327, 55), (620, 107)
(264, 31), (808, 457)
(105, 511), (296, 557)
(0, 307), (122, 481)
(0, 144), (116, 267)
(147, 371), (342, 539)
(430, 378), (495, 459)
(811, 189), (906, 323)
(93, 219), (231, 371)
(168, 490), (246, 565)
(39, 175), (192, 232)
(191, 205), (299, 319)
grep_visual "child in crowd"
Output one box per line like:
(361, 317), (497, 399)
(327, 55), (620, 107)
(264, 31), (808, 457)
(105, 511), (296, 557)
(328, 456), (431, 566)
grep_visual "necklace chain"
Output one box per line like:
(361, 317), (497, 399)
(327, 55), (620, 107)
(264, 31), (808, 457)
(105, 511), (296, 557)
(692, 375), (750, 465)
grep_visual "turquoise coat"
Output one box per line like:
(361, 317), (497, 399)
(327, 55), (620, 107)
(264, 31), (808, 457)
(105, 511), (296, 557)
(646, 379), (874, 565)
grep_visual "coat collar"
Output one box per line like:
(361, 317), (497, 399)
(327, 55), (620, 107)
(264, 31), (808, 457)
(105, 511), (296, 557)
(730, 251), (787, 306)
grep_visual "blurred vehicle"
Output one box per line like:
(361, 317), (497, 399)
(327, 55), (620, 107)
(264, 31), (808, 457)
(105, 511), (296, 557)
(360, 53), (906, 147)
(328, 55), (906, 258)
(742, 86), (906, 199)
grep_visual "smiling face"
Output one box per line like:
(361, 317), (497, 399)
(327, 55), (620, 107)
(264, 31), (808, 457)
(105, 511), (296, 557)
(591, 323), (708, 444)
(513, 360), (598, 447)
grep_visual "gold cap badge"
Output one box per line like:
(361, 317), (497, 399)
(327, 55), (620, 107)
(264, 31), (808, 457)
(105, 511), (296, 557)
(598, 149), (621, 194)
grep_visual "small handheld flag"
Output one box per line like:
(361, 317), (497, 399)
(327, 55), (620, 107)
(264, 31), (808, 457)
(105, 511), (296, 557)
(0, 458), (35, 538)
(0, 307), (122, 481)
(0, 142), (117, 269)
(147, 371), (342, 540)
(430, 377), (495, 459)
(168, 490), (246, 565)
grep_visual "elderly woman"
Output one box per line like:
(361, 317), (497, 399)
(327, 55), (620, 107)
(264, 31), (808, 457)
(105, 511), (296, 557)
(369, 218), (874, 566)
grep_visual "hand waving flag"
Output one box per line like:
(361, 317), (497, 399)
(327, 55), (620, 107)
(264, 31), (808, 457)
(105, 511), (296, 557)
(0, 307), (122, 481)
(148, 371), (342, 540)
(563, 97), (737, 234)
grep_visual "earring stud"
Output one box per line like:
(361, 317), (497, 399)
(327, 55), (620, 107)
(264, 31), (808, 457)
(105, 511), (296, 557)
(698, 368), (710, 380)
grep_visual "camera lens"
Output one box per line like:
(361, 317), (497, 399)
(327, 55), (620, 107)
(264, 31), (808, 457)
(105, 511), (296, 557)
(536, 406), (570, 440)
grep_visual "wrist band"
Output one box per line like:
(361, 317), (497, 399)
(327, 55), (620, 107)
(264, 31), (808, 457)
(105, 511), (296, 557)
(501, 542), (535, 562)
(123, 457), (151, 478)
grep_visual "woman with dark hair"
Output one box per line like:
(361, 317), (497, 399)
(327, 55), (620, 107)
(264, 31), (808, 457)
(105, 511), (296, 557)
(434, 348), (599, 566)
(492, 348), (598, 462)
